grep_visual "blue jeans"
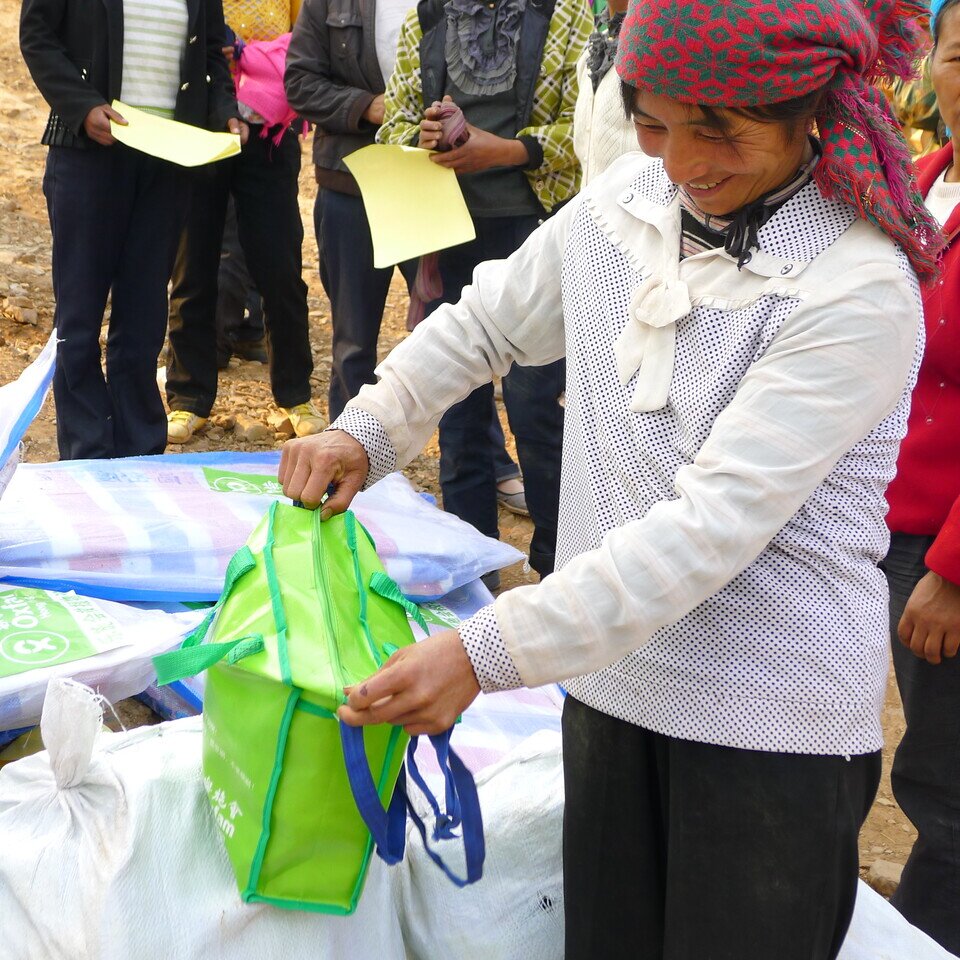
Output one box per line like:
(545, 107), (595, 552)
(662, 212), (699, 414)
(429, 215), (563, 577)
(883, 532), (960, 955)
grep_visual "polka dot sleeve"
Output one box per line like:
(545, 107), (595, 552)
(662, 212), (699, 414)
(459, 603), (524, 693)
(328, 408), (397, 488)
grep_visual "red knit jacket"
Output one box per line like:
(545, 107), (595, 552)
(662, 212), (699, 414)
(885, 144), (960, 584)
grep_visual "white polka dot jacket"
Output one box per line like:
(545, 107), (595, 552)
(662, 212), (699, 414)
(334, 152), (923, 755)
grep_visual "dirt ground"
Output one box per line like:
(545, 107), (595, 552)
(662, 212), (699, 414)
(0, 0), (918, 891)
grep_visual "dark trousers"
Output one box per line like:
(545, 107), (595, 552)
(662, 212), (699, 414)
(166, 129), (311, 416)
(428, 215), (564, 577)
(562, 696), (880, 960)
(314, 187), (416, 422)
(43, 143), (185, 460)
(883, 532), (960, 955)
(217, 196), (264, 349)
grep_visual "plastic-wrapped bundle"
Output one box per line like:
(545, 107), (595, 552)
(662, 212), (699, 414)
(0, 587), (202, 732)
(0, 454), (522, 602)
(0, 332), (56, 502)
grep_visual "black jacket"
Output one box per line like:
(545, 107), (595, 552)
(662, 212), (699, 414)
(20, 0), (238, 148)
(284, 0), (384, 192)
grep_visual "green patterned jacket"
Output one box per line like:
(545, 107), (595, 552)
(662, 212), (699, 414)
(377, 0), (593, 213)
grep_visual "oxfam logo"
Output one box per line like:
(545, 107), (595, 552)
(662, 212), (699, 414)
(0, 630), (70, 665)
(209, 476), (263, 494)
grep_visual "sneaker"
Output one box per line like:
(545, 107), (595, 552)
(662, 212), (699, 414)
(496, 476), (529, 517)
(280, 401), (325, 438)
(167, 410), (207, 444)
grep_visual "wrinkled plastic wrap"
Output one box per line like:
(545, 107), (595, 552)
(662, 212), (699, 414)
(0, 453), (522, 602)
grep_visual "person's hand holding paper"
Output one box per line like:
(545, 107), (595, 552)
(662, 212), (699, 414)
(109, 101), (243, 166)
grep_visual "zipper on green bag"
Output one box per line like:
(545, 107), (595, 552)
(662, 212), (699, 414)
(344, 512), (384, 669)
(312, 509), (347, 705)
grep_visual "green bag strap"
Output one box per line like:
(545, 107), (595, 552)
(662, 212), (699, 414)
(152, 542), (257, 685)
(369, 571), (429, 633)
(180, 545), (257, 651)
(154, 635), (265, 685)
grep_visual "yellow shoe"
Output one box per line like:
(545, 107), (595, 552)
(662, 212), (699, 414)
(167, 410), (207, 444)
(280, 401), (325, 438)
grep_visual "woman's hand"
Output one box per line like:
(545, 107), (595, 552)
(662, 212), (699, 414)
(429, 124), (529, 173)
(279, 429), (369, 516)
(417, 97), (448, 150)
(338, 630), (481, 736)
(898, 570), (960, 664)
(227, 117), (249, 145)
(363, 94), (386, 125)
(84, 104), (126, 146)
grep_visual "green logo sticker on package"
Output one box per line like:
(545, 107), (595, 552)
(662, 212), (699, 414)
(153, 503), (428, 915)
(0, 588), (129, 679)
(201, 466), (284, 496)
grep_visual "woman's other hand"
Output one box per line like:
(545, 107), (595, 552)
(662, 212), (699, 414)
(898, 570), (960, 664)
(429, 124), (529, 173)
(84, 104), (126, 145)
(338, 630), (481, 736)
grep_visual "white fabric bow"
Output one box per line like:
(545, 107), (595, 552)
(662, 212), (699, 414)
(613, 275), (691, 412)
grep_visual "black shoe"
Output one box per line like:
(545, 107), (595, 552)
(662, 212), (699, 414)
(481, 570), (501, 593)
(232, 338), (268, 363)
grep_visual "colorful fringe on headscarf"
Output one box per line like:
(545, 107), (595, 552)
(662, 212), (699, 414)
(615, 0), (943, 280)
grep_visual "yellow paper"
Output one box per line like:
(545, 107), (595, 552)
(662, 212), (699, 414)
(109, 101), (241, 167)
(343, 144), (475, 268)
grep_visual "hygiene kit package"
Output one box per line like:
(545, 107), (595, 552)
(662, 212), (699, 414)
(0, 454), (521, 602)
(153, 502), (484, 914)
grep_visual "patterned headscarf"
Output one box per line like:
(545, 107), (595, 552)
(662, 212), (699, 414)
(616, 0), (943, 279)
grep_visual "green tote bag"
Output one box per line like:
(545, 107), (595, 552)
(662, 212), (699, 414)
(153, 501), (431, 914)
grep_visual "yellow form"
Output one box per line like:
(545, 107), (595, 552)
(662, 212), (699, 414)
(109, 101), (241, 167)
(343, 144), (476, 268)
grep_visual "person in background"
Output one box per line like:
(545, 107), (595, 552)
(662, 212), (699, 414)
(165, 0), (322, 444)
(376, 0), (592, 582)
(284, 0), (417, 424)
(882, 0), (960, 952)
(216, 195), (267, 369)
(19, 0), (241, 460)
(279, 0), (938, 955)
(572, 0), (637, 185)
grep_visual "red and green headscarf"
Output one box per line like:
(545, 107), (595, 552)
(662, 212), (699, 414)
(616, 0), (942, 279)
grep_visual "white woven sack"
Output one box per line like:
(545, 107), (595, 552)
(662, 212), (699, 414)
(0, 679), (405, 960)
(399, 729), (566, 960)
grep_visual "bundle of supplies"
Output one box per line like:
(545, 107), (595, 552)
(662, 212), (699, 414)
(0, 453), (521, 601)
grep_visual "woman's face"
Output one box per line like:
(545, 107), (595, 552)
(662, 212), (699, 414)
(931, 5), (960, 138)
(630, 90), (809, 216)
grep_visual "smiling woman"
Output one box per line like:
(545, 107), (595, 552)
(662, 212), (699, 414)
(277, 1), (939, 958)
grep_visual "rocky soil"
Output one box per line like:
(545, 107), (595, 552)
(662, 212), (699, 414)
(0, 0), (917, 893)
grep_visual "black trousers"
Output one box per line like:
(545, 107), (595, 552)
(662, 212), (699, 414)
(314, 187), (416, 422)
(43, 143), (185, 460)
(216, 195), (264, 348)
(428, 215), (564, 577)
(883, 532), (960, 955)
(166, 129), (312, 416)
(562, 696), (881, 960)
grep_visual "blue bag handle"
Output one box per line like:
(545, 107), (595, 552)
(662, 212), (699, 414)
(339, 723), (485, 886)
